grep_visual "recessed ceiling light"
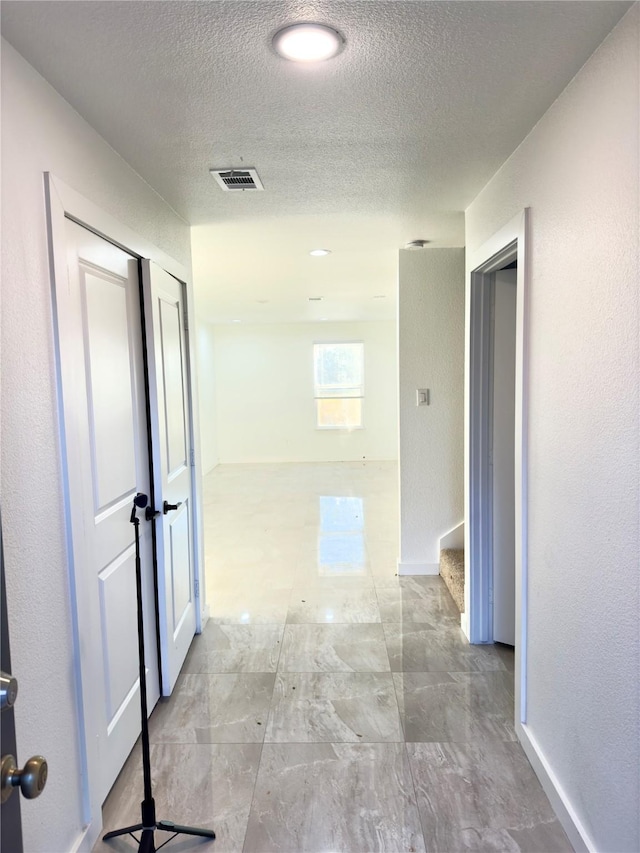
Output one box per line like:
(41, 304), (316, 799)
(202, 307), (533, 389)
(273, 23), (344, 63)
(310, 248), (331, 257)
(405, 239), (430, 250)
(232, 319), (241, 323)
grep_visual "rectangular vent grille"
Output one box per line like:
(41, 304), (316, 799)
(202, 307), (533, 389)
(210, 167), (264, 192)
(308, 297), (323, 302)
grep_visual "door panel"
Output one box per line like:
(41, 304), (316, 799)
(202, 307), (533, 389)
(143, 260), (197, 694)
(159, 298), (188, 474)
(492, 269), (517, 646)
(1, 523), (23, 853)
(169, 505), (192, 634)
(82, 269), (137, 508)
(98, 550), (139, 725)
(62, 221), (159, 800)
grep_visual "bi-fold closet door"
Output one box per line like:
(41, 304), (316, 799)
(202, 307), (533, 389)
(56, 221), (197, 803)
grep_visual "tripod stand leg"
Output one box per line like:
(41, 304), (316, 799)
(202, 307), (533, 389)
(157, 820), (216, 839)
(103, 823), (145, 840)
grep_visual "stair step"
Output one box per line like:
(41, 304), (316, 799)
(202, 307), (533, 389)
(440, 548), (465, 613)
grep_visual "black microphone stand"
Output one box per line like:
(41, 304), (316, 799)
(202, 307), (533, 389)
(104, 493), (216, 852)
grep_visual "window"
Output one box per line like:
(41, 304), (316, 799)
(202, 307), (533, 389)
(313, 342), (364, 429)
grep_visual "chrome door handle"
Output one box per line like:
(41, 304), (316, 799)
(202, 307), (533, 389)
(163, 501), (182, 514)
(0, 671), (18, 711)
(1, 754), (48, 803)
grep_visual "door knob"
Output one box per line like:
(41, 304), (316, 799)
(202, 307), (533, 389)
(163, 501), (182, 514)
(0, 671), (18, 711)
(1, 754), (48, 803)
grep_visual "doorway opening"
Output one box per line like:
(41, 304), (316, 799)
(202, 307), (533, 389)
(466, 209), (529, 725)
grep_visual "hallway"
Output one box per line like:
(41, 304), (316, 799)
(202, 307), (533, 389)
(96, 462), (571, 853)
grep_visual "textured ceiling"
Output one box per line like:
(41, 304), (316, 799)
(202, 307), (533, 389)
(2, 1), (631, 323)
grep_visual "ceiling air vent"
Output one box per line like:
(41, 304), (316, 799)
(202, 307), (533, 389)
(210, 167), (264, 192)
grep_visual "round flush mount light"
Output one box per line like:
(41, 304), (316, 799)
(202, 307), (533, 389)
(310, 248), (331, 257)
(405, 239), (430, 250)
(273, 23), (344, 63)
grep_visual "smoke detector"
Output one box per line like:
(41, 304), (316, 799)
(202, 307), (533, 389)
(210, 168), (264, 192)
(405, 239), (430, 249)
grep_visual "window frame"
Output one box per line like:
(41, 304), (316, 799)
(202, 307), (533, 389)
(312, 340), (365, 431)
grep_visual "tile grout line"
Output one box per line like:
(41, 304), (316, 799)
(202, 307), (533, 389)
(387, 620), (429, 853)
(239, 609), (288, 853)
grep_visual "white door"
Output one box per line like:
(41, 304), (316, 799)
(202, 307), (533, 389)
(142, 260), (197, 694)
(60, 221), (160, 799)
(492, 268), (517, 645)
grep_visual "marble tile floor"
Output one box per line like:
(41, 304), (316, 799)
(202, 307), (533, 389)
(97, 462), (572, 853)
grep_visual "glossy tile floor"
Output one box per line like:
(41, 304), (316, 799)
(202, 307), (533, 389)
(97, 462), (572, 853)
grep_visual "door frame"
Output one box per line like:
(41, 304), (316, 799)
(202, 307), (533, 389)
(464, 208), (529, 726)
(44, 173), (206, 845)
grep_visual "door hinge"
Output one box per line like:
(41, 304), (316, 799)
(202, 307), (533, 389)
(183, 308), (189, 331)
(194, 579), (200, 599)
(190, 448), (195, 467)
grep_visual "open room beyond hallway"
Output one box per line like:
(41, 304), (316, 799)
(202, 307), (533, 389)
(96, 462), (571, 852)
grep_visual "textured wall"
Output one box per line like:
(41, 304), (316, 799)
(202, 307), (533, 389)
(1, 41), (191, 852)
(196, 321), (219, 474)
(212, 322), (398, 464)
(398, 249), (465, 571)
(466, 8), (639, 851)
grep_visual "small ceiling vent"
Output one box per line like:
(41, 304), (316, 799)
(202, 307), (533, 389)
(210, 167), (264, 192)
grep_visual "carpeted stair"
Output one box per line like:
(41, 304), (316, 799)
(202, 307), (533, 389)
(440, 548), (465, 613)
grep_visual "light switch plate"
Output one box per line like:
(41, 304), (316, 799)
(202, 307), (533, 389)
(417, 389), (430, 406)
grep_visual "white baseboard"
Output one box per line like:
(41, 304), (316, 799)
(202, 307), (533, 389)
(438, 520), (465, 551)
(69, 821), (99, 853)
(397, 561), (440, 576)
(516, 722), (594, 853)
(459, 610), (470, 639)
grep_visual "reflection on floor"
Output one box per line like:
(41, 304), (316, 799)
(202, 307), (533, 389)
(96, 462), (572, 853)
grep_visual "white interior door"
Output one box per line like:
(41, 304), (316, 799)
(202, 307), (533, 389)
(142, 260), (197, 694)
(492, 268), (517, 645)
(60, 221), (160, 800)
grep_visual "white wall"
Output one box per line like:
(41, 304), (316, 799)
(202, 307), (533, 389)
(466, 8), (639, 851)
(398, 249), (465, 573)
(1, 41), (191, 853)
(212, 322), (397, 463)
(196, 320), (219, 474)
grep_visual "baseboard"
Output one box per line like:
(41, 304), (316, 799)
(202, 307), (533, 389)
(459, 610), (470, 639)
(397, 561), (440, 576)
(438, 520), (465, 551)
(516, 722), (594, 853)
(69, 821), (99, 853)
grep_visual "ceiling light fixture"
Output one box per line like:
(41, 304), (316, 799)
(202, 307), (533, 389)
(310, 248), (331, 257)
(273, 23), (344, 63)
